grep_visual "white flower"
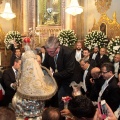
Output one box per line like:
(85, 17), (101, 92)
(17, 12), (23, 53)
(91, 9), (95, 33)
(4, 31), (22, 49)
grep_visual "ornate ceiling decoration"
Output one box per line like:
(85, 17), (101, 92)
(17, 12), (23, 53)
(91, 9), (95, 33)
(95, 0), (112, 14)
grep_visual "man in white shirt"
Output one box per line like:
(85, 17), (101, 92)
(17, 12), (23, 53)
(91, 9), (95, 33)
(79, 58), (93, 97)
(73, 40), (83, 62)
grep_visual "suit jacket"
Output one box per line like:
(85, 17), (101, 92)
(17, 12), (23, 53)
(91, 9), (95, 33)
(90, 76), (105, 101)
(81, 65), (93, 97)
(85, 65), (93, 93)
(97, 54), (109, 67)
(101, 76), (120, 112)
(2, 68), (16, 105)
(90, 52), (100, 66)
(44, 46), (76, 87)
(39, 52), (49, 67)
(72, 49), (83, 62)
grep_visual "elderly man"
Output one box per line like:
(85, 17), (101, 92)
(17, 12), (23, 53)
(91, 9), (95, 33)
(79, 58), (93, 97)
(90, 67), (105, 101)
(44, 36), (76, 110)
(98, 62), (120, 112)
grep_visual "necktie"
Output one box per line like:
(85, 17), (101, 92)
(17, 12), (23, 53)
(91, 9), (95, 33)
(54, 55), (58, 72)
(15, 70), (18, 79)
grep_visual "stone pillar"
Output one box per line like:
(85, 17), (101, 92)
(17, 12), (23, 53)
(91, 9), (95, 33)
(23, 0), (29, 34)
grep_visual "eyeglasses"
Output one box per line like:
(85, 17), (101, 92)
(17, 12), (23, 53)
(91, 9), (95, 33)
(101, 71), (110, 74)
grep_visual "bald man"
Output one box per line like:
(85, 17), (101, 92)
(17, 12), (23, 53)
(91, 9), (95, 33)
(90, 67), (105, 101)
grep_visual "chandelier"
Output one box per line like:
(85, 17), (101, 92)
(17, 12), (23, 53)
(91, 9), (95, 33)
(65, 0), (83, 16)
(0, 2), (16, 20)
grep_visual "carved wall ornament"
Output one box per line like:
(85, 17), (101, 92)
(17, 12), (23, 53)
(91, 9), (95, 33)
(95, 0), (112, 14)
(92, 12), (120, 39)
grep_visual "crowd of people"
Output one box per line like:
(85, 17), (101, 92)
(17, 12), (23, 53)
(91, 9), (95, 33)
(0, 36), (120, 120)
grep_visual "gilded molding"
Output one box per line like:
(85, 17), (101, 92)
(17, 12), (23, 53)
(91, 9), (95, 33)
(92, 13), (120, 39)
(95, 0), (112, 14)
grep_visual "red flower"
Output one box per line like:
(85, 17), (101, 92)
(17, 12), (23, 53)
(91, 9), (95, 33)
(62, 96), (72, 102)
(23, 37), (31, 43)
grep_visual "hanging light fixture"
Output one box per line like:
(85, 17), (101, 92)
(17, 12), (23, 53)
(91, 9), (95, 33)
(65, 0), (83, 16)
(0, 2), (16, 20)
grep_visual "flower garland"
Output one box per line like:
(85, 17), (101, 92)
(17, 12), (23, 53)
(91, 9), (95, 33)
(107, 36), (120, 61)
(4, 31), (22, 49)
(84, 30), (109, 51)
(58, 29), (78, 47)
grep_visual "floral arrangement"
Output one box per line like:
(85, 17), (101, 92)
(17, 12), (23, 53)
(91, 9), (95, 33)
(107, 36), (120, 61)
(4, 31), (22, 49)
(84, 30), (109, 51)
(58, 29), (78, 47)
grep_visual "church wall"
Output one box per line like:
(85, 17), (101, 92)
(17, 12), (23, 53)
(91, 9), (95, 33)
(84, 0), (120, 37)
(0, 0), (13, 33)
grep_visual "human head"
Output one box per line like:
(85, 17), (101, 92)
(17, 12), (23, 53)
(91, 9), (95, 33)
(40, 46), (46, 53)
(91, 67), (101, 79)
(75, 40), (82, 50)
(13, 58), (21, 70)
(83, 48), (90, 58)
(42, 107), (62, 120)
(101, 62), (114, 80)
(100, 48), (106, 55)
(36, 55), (42, 65)
(79, 58), (90, 70)
(0, 107), (16, 120)
(93, 46), (99, 53)
(15, 48), (21, 57)
(69, 95), (96, 119)
(114, 54), (120, 63)
(45, 36), (60, 57)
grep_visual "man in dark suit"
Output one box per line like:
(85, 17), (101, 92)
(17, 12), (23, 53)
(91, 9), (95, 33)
(90, 46), (100, 66)
(83, 48), (97, 67)
(90, 67), (105, 101)
(113, 54), (120, 79)
(97, 48), (109, 68)
(72, 40), (83, 62)
(1, 58), (21, 106)
(98, 62), (120, 112)
(44, 36), (76, 110)
(38, 46), (49, 67)
(79, 58), (93, 98)
(10, 48), (21, 66)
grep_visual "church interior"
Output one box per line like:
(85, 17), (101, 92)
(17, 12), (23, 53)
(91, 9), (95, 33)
(0, 0), (120, 120)
(0, 0), (119, 67)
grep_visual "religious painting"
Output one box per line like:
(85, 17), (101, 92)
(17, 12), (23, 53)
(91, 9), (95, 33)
(37, 0), (61, 26)
(100, 23), (107, 35)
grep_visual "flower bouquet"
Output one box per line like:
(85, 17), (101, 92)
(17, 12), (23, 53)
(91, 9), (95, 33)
(84, 30), (109, 51)
(4, 31), (22, 49)
(107, 36), (120, 61)
(58, 29), (78, 48)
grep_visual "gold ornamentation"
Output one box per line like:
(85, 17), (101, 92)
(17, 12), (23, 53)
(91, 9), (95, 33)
(92, 13), (120, 39)
(95, 0), (112, 14)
